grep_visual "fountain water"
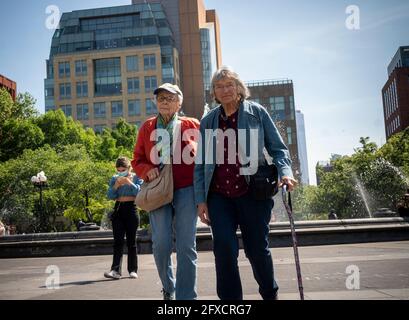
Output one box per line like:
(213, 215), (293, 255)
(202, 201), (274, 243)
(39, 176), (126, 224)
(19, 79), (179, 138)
(353, 174), (373, 218)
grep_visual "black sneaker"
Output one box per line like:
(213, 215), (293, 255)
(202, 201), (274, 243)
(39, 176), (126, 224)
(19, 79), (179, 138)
(161, 289), (175, 300)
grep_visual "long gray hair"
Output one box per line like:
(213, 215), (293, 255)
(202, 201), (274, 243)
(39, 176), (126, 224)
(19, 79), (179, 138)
(210, 66), (250, 104)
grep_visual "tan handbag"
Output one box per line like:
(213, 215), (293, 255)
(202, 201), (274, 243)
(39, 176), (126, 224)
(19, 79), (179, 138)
(135, 164), (173, 212)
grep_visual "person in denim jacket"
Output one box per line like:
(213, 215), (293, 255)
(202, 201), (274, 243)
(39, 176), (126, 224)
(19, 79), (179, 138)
(194, 66), (297, 300)
(105, 156), (143, 280)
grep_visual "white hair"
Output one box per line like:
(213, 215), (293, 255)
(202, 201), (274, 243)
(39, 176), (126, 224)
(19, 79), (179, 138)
(210, 66), (250, 104)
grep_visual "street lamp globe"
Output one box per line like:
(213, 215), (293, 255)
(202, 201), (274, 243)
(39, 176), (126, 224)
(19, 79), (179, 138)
(31, 171), (48, 232)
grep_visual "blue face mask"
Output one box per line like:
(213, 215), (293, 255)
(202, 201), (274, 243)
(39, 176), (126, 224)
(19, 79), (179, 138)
(117, 171), (128, 177)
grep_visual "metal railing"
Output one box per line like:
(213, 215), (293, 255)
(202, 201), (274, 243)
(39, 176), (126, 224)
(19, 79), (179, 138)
(246, 79), (293, 87)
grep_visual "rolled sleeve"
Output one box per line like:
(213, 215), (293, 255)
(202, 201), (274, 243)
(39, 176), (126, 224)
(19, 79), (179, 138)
(107, 177), (118, 200)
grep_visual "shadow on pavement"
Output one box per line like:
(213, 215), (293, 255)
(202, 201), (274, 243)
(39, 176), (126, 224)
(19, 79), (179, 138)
(39, 278), (115, 288)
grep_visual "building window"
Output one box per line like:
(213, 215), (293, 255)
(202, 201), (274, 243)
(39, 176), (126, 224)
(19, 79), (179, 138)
(111, 101), (123, 117)
(287, 127), (293, 145)
(144, 76), (157, 93)
(142, 35), (158, 45)
(269, 96), (286, 120)
(289, 97), (295, 120)
(146, 99), (157, 115)
(76, 81), (88, 98)
(289, 96), (295, 110)
(162, 55), (173, 67)
(144, 54), (156, 70)
(127, 77), (140, 94)
(77, 104), (89, 120)
(45, 88), (54, 97)
(128, 99), (141, 116)
(270, 96), (285, 110)
(58, 62), (70, 78)
(60, 105), (72, 117)
(94, 58), (122, 96)
(45, 106), (55, 113)
(126, 56), (138, 72)
(59, 83), (71, 99)
(94, 124), (106, 134)
(75, 60), (87, 76)
(81, 14), (137, 32)
(94, 102), (106, 119)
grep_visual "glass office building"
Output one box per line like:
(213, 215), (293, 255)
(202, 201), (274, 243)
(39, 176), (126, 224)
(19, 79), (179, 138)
(201, 24), (218, 92)
(44, 3), (179, 132)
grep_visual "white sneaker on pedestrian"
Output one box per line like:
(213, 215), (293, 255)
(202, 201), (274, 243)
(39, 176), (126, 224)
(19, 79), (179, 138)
(104, 270), (121, 280)
(129, 272), (138, 279)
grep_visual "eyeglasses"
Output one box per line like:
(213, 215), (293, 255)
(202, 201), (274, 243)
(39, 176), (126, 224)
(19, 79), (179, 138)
(157, 95), (177, 103)
(214, 83), (236, 91)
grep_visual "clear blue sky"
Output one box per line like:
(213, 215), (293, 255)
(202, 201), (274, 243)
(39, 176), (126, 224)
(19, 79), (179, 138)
(1, 0), (408, 184)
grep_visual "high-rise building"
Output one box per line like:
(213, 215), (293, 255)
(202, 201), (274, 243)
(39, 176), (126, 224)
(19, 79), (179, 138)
(132, 0), (222, 119)
(245, 79), (301, 180)
(45, 4), (184, 132)
(316, 154), (342, 185)
(296, 110), (309, 185)
(0, 74), (17, 101)
(382, 46), (409, 140)
(45, 2), (222, 131)
(315, 161), (331, 186)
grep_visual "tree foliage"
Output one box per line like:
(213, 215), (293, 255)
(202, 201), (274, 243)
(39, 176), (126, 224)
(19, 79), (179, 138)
(0, 89), (140, 233)
(294, 131), (409, 220)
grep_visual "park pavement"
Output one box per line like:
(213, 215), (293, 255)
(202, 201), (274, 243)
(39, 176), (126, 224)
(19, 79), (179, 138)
(0, 241), (408, 300)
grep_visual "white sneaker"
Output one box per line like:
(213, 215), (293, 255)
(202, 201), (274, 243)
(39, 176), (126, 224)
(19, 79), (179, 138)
(104, 270), (121, 280)
(129, 272), (138, 279)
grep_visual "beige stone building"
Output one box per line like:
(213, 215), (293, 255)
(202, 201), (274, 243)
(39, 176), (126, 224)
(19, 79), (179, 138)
(45, 1), (221, 131)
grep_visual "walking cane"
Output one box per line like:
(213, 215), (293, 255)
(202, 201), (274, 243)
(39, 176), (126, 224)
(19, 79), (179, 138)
(282, 184), (305, 300)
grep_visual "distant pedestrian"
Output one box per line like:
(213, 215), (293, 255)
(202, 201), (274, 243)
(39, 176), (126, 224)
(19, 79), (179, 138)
(328, 209), (338, 220)
(105, 156), (143, 280)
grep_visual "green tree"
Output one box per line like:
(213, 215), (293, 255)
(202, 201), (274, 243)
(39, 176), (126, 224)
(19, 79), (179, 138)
(13, 92), (39, 120)
(377, 127), (409, 170)
(0, 118), (44, 161)
(111, 118), (137, 150)
(0, 88), (14, 126)
(0, 144), (115, 233)
(35, 109), (69, 147)
(94, 129), (120, 161)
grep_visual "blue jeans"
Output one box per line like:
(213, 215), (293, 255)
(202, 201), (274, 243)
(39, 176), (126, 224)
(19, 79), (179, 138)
(208, 191), (279, 300)
(149, 185), (198, 300)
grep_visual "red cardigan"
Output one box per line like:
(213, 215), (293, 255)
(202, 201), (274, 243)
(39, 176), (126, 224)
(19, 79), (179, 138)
(131, 116), (200, 190)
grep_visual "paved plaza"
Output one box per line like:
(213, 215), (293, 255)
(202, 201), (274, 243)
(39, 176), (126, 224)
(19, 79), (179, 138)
(0, 241), (408, 300)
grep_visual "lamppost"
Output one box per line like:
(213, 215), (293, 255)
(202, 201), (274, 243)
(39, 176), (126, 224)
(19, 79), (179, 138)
(31, 171), (48, 232)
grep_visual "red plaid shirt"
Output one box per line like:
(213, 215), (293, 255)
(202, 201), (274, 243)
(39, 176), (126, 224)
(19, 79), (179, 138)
(210, 109), (248, 198)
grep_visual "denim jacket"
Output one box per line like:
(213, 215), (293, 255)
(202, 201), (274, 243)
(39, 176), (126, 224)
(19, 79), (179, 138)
(194, 100), (293, 206)
(107, 174), (143, 200)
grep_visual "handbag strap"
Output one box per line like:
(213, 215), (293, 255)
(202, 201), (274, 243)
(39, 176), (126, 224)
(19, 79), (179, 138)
(157, 120), (181, 170)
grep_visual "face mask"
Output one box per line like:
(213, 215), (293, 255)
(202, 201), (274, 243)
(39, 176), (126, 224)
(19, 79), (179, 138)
(117, 170), (128, 177)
